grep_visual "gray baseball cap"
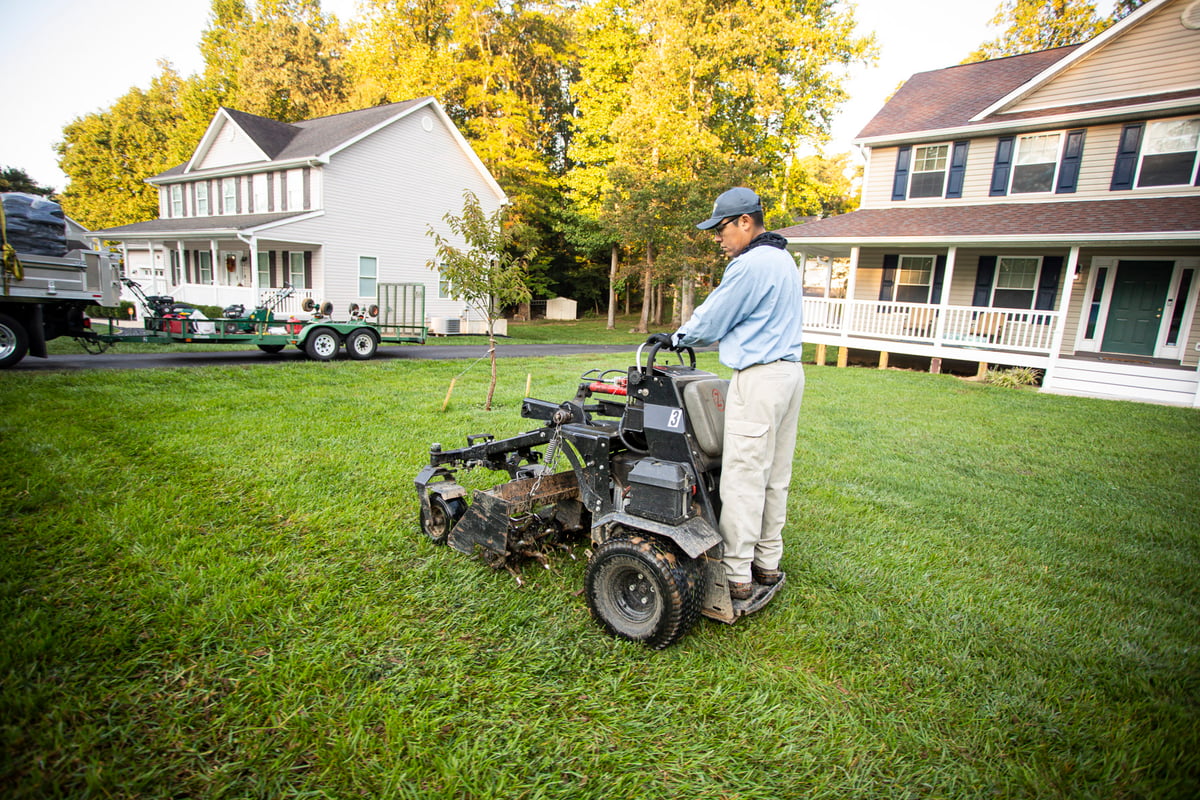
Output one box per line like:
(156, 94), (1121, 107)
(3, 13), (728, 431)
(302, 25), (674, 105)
(696, 187), (762, 230)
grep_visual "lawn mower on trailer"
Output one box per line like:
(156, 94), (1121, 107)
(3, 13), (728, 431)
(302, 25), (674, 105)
(413, 338), (785, 649)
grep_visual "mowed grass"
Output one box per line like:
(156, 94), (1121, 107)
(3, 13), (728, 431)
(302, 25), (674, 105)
(1, 351), (1198, 799)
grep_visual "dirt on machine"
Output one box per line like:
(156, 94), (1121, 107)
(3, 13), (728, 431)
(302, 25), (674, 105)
(414, 339), (785, 649)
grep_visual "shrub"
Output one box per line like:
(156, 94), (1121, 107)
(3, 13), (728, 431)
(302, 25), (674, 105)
(984, 366), (1043, 388)
(85, 300), (136, 320)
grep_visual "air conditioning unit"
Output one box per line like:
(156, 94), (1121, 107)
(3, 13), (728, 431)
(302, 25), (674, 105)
(430, 317), (460, 335)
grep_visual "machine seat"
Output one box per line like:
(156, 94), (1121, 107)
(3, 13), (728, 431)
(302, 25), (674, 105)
(682, 378), (729, 458)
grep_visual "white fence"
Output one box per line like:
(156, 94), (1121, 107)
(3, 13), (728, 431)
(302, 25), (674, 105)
(802, 298), (1062, 355)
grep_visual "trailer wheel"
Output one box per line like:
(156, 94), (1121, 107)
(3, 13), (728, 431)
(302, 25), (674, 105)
(420, 494), (466, 545)
(257, 344), (286, 354)
(304, 328), (340, 361)
(585, 535), (703, 650)
(0, 313), (30, 369)
(345, 328), (379, 360)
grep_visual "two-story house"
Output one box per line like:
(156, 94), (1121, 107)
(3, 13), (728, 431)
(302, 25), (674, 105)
(781, 0), (1200, 406)
(92, 97), (507, 327)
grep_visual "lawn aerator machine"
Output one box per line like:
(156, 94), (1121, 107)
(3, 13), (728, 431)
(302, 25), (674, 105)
(414, 338), (785, 649)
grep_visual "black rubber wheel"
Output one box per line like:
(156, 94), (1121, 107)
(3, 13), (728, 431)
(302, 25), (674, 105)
(0, 312), (30, 369)
(345, 328), (378, 360)
(257, 343), (286, 353)
(304, 328), (340, 361)
(585, 535), (703, 650)
(420, 494), (466, 545)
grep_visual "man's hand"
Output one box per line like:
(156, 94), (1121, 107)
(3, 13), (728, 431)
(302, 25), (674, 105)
(645, 333), (673, 350)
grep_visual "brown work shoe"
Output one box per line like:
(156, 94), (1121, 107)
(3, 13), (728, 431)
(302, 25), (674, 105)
(752, 564), (783, 586)
(728, 580), (753, 600)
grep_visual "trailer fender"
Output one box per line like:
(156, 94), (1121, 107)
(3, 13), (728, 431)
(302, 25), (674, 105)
(591, 511), (721, 560)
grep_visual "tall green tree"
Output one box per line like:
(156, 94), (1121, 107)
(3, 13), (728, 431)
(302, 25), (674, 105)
(567, 0), (873, 330)
(55, 63), (185, 229)
(428, 190), (534, 410)
(965, 0), (1110, 62)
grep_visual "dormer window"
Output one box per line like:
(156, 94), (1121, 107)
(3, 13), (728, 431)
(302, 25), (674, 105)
(170, 185), (183, 217)
(196, 182), (210, 216)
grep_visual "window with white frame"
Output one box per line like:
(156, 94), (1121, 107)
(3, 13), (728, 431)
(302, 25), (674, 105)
(287, 168), (303, 211)
(992, 256), (1042, 308)
(253, 173), (269, 213)
(1138, 118), (1200, 187)
(359, 256), (377, 297)
(222, 178), (237, 214)
(196, 251), (213, 284)
(195, 182), (209, 215)
(256, 251), (270, 288)
(289, 252), (305, 289)
(896, 255), (934, 303)
(170, 185), (183, 217)
(909, 145), (949, 198)
(1011, 133), (1062, 193)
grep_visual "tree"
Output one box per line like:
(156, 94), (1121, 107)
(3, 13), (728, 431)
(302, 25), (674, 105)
(0, 167), (56, 198)
(428, 191), (534, 410)
(56, 62), (186, 230)
(965, 0), (1110, 62)
(566, 0), (874, 330)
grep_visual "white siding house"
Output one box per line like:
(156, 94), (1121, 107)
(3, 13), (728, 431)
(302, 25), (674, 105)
(782, 0), (1200, 406)
(92, 98), (507, 325)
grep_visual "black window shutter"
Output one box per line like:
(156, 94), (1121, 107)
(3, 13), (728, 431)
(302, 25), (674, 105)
(931, 255), (947, 303)
(892, 147), (911, 201)
(1035, 256), (1063, 311)
(974, 256), (997, 306)
(1110, 123), (1144, 191)
(304, 251), (313, 290)
(946, 141), (970, 198)
(1056, 130), (1086, 193)
(282, 251), (289, 287)
(879, 254), (898, 301)
(184, 250), (192, 283)
(990, 137), (1014, 196)
(269, 251), (277, 288)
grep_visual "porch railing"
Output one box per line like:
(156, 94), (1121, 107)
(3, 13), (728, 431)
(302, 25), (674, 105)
(158, 283), (316, 317)
(802, 298), (1062, 354)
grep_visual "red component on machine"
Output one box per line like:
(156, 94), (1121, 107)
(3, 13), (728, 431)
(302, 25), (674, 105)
(587, 377), (628, 396)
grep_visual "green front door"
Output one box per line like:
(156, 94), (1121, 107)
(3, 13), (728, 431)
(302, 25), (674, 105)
(1101, 261), (1173, 357)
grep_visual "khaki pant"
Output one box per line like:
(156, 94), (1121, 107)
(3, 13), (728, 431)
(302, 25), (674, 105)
(718, 360), (805, 582)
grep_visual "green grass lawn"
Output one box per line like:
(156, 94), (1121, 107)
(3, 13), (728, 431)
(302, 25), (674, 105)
(2, 351), (1198, 798)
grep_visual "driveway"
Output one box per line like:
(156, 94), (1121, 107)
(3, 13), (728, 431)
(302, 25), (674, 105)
(7, 343), (680, 371)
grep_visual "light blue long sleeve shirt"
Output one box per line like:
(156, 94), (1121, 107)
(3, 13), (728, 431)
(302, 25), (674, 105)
(675, 238), (805, 371)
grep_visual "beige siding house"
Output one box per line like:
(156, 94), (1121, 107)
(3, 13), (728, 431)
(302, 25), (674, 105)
(93, 98), (507, 325)
(783, 0), (1200, 405)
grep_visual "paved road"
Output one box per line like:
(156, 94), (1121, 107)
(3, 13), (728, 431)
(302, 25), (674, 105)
(7, 343), (679, 372)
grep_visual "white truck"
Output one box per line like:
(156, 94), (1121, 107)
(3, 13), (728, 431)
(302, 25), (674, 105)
(1, 194), (121, 368)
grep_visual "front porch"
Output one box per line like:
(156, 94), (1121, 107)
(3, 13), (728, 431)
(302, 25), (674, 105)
(802, 297), (1061, 370)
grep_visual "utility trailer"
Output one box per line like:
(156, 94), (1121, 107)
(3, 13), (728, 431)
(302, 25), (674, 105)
(96, 281), (427, 361)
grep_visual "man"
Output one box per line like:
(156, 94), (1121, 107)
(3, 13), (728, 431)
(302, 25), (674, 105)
(663, 187), (805, 601)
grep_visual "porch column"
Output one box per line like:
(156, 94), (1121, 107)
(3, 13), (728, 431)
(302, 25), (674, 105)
(248, 235), (260, 297)
(824, 256), (834, 298)
(210, 239), (219, 287)
(841, 246), (860, 346)
(147, 240), (159, 296)
(1042, 246), (1080, 386)
(933, 246), (957, 344)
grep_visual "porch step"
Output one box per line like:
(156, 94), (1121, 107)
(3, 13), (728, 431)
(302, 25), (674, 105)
(1042, 359), (1200, 406)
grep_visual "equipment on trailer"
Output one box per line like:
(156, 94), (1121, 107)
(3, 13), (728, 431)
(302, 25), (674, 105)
(96, 279), (427, 361)
(414, 339), (785, 649)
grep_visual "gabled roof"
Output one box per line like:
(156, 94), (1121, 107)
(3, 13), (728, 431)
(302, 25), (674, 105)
(157, 98), (431, 180)
(855, 47), (1080, 141)
(778, 197), (1200, 245)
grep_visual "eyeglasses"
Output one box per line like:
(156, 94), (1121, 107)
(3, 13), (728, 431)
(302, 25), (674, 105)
(714, 216), (741, 236)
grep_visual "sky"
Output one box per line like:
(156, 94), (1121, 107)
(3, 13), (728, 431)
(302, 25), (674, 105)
(1, 0), (1032, 193)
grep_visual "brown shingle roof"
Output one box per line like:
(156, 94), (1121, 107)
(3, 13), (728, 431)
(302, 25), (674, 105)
(777, 197), (1200, 241)
(856, 47), (1080, 140)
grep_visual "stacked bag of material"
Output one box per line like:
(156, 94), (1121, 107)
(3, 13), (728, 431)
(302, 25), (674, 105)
(1, 192), (67, 257)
